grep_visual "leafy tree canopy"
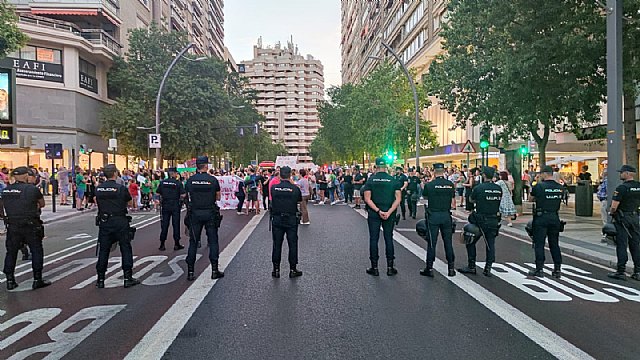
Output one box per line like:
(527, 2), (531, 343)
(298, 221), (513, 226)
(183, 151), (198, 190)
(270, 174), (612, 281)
(0, 0), (28, 58)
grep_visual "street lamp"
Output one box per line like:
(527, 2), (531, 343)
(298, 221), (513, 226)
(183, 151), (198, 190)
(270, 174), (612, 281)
(368, 41), (421, 170)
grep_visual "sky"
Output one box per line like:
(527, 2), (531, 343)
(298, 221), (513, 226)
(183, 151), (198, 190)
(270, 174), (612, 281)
(225, 0), (342, 88)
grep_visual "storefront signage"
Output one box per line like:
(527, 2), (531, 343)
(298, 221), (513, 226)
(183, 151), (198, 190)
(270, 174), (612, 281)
(79, 72), (98, 93)
(0, 67), (16, 145)
(0, 58), (64, 83)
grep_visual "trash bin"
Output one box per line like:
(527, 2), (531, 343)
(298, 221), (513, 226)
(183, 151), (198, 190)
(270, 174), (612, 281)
(575, 180), (593, 216)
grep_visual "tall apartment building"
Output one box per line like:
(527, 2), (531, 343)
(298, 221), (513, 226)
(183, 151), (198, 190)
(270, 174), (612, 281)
(241, 39), (324, 163)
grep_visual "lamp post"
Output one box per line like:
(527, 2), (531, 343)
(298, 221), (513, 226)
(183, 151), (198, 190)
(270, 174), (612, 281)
(606, 0), (623, 197)
(369, 41), (421, 169)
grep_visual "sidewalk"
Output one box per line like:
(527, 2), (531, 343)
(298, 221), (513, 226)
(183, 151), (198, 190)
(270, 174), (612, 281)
(39, 195), (97, 224)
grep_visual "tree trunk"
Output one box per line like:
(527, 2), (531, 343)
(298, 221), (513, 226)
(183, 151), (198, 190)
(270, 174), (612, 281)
(531, 124), (550, 168)
(623, 94), (638, 171)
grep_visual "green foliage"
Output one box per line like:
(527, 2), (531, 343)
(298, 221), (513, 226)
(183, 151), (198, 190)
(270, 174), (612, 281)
(311, 62), (438, 164)
(0, 0), (28, 58)
(426, 0), (606, 165)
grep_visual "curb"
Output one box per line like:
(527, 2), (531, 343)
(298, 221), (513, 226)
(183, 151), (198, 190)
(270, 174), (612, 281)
(42, 208), (97, 225)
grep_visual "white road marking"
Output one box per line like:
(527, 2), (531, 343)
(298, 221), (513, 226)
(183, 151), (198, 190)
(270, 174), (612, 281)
(354, 208), (595, 360)
(65, 233), (92, 241)
(125, 213), (265, 360)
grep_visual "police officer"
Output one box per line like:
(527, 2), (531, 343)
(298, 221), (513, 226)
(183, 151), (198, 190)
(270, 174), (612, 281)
(528, 165), (564, 278)
(394, 166), (409, 221)
(406, 167), (421, 219)
(459, 166), (502, 276)
(157, 168), (185, 251)
(420, 163), (456, 277)
(363, 157), (402, 276)
(94, 164), (139, 289)
(607, 165), (640, 281)
(2, 166), (49, 290)
(270, 166), (303, 278)
(185, 156), (224, 281)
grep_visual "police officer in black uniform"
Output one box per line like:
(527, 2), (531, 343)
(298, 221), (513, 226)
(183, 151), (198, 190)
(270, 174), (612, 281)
(363, 157), (402, 276)
(185, 156), (224, 281)
(420, 163), (456, 277)
(406, 167), (421, 219)
(459, 166), (502, 276)
(94, 164), (139, 288)
(528, 165), (564, 278)
(608, 165), (640, 281)
(157, 167), (185, 251)
(394, 166), (409, 221)
(2, 166), (49, 290)
(270, 166), (303, 278)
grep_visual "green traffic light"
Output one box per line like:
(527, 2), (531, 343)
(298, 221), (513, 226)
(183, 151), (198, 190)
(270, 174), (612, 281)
(519, 145), (529, 155)
(479, 139), (489, 149)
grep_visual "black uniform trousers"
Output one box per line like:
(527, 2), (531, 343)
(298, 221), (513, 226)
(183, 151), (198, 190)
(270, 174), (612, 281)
(344, 184), (354, 203)
(160, 206), (181, 245)
(3, 222), (44, 275)
(96, 216), (134, 274)
(399, 192), (407, 218)
(532, 213), (562, 267)
(186, 209), (219, 267)
(426, 210), (455, 266)
(271, 213), (299, 266)
(467, 216), (499, 265)
(613, 212), (640, 272)
(407, 192), (419, 218)
(367, 210), (396, 264)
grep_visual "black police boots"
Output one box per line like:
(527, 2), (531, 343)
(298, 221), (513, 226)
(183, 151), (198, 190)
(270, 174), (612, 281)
(211, 263), (224, 280)
(174, 243), (184, 251)
(272, 263), (280, 278)
(528, 265), (544, 278)
(6, 274), (18, 290)
(483, 264), (492, 277)
(420, 263), (434, 277)
(631, 272), (640, 281)
(123, 270), (141, 288)
(32, 271), (51, 290)
(458, 261), (477, 275)
(159, 241), (166, 251)
(289, 265), (303, 278)
(608, 268), (627, 281)
(448, 264), (456, 277)
(187, 266), (196, 281)
(366, 261), (379, 276)
(96, 273), (106, 289)
(387, 260), (398, 276)
(551, 264), (562, 279)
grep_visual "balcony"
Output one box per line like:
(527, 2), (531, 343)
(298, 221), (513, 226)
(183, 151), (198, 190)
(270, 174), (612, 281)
(14, 0), (121, 21)
(171, 8), (186, 30)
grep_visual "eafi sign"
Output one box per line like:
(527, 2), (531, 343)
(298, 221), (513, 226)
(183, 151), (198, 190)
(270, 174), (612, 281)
(0, 58), (64, 83)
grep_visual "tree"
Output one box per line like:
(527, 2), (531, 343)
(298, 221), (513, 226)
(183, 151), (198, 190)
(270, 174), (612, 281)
(426, 0), (606, 166)
(0, 0), (28, 58)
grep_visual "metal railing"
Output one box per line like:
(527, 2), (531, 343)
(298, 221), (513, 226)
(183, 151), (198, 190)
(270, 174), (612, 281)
(13, 0), (120, 16)
(80, 29), (121, 56)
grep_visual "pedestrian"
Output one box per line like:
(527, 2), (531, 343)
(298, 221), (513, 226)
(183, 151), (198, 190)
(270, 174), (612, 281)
(327, 170), (337, 205)
(420, 163), (457, 277)
(455, 168), (466, 207)
(235, 171), (246, 215)
(528, 165), (564, 278)
(522, 170), (532, 201)
(38, 167), (49, 195)
(185, 156), (224, 281)
(597, 169), (609, 232)
(128, 178), (139, 211)
(261, 169), (270, 210)
(156, 168), (186, 251)
(343, 168), (354, 204)
(151, 173), (162, 212)
(394, 166), (409, 221)
(317, 170), (327, 204)
(270, 166), (303, 278)
(459, 166), (502, 276)
(463, 168), (476, 211)
(2, 166), (50, 290)
(245, 168), (260, 214)
(578, 165), (592, 183)
(363, 158), (402, 276)
(94, 164), (139, 288)
(406, 167), (421, 219)
(496, 171), (517, 226)
(607, 165), (640, 281)
(353, 166), (366, 209)
(297, 169), (311, 224)
(57, 166), (69, 205)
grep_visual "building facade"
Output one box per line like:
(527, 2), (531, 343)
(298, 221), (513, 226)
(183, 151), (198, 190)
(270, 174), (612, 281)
(0, 0), (225, 171)
(241, 39), (325, 163)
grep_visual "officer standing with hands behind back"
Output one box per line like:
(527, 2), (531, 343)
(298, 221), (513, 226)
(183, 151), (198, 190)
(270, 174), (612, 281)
(406, 167), (421, 219)
(363, 157), (402, 276)
(528, 165), (564, 278)
(2, 166), (49, 290)
(270, 166), (303, 278)
(607, 165), (640, 281)
(420, 163), (456, 277)
(94, 164), (140, 289)
(185, 156), (224, 281)
(157, 167), (185, 251)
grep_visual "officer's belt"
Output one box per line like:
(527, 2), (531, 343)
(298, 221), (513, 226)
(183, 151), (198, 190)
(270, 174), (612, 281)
(273, 212), (295, 217)
(5, 216), (39, 225)
(618, 210), (638, 216)
(100, 212), (127, 217)
(535, 210), (558, 215)
(427, 209), (451, 213)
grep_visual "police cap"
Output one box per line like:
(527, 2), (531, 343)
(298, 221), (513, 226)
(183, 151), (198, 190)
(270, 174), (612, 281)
(617, 165), (637, 173)
(27, 167), (37, 176)
(280, 166), (292, 178)
(433, 163), (445, 170)
(104, 164), (118, 173)
(482, 166), (495, 178)
(167, 167), (178, 173)
(375, 158), (387, 167)
(12, 166), (29, 176)
(195, 156), (209, 165)
(396, 166), (403, 171)
(541, 165), (554, 174)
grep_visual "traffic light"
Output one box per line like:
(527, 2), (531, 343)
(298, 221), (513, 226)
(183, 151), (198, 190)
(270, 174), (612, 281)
(79, 144), (86, 154)
(519, 144), (529, 156)
(385, 150), (397, 162)
(479, 138), (490, 149)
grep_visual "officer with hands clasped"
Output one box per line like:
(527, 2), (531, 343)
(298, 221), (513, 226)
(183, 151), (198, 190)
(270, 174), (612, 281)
(157, 167), (186, 251)
(363, 157), (402, 276)
(607, 165), (640, 281)
(420, 163), (456, 277)
(406, 167), (421, 219)
(94, 164), (140, 289)
(270, 166), (303, 278)
(394, 166), (409, 221)
(2, 166), (49, 290)
(185, 156), (224, 281)
(459, 166), (502, 277)
(528, 165), (564, 278)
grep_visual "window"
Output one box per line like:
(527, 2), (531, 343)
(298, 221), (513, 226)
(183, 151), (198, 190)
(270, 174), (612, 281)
(16, 45), (62, 64)
(79, 58), (97, 77)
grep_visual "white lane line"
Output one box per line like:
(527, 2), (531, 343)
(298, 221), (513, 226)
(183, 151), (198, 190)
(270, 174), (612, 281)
(125, 213), (265, 360)
(354, 209), (595, 360)
(0, 216), (162, 284)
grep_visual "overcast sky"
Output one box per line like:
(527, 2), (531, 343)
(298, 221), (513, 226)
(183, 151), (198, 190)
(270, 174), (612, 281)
(225, 0), (342, 88)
